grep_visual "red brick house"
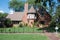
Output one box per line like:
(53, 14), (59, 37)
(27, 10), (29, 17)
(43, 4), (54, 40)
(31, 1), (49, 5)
(6, 3), (51, 27)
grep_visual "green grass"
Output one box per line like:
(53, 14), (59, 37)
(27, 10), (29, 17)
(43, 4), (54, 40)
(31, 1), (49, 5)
(0, 27), (43, 33)
(0, 33), (49, 40)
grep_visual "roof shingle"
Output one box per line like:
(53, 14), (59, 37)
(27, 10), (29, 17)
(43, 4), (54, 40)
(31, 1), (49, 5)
(6, 12), (24, 21)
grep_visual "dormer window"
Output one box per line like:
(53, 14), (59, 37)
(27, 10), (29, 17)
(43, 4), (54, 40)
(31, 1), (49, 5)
(27, 6), (36, 19)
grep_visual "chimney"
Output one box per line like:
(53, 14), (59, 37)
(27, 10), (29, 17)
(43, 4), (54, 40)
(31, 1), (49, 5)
(22, 3), (28, 24)
(24, 3), (28, 12)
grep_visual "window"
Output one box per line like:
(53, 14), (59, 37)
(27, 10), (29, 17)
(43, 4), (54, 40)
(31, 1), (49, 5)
(27, 14), (35, 19)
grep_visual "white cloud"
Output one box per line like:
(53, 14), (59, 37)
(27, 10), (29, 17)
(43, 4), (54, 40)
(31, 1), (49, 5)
(9, 0), (12, 1)
(0, 10), (4, 13)
(9, 10), (14, 14)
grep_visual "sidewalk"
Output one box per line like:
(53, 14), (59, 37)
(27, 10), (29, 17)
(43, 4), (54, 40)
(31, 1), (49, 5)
(44, 32), (60, 40)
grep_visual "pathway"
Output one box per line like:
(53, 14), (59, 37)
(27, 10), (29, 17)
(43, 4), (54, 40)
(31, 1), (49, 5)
(44, 32), (60, 40)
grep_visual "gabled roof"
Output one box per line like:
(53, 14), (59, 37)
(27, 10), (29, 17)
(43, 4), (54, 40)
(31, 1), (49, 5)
(28, 6), (36, 13)
(6, 12), (24, 21)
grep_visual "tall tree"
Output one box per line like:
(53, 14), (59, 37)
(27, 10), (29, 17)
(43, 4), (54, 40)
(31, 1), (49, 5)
(57, 0), (60, 2)
(27, 0), (35, 5)
(9, 0), (24, 12)
(0, 13), (8, 18)
(50, 5), (60, 27)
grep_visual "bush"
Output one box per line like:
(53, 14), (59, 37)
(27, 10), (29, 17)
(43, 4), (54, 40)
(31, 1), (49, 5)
(4, 18), (13, 27)
(0, 23), (4, 28)
(49, 21), (56, 27)
(19, 23), (24, 27)
(45, 21), (56, 32)
(24, 23), (28, 27)
(45, 20), (60, 32)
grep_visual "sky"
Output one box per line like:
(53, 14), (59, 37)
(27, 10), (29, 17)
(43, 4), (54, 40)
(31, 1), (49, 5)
(0, 0), (10, 13)
(0, 0), (59, 14)
(0, 0), (25, 13)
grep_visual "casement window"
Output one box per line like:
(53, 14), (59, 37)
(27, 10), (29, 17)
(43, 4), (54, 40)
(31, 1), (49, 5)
(27, 14), (36, 19)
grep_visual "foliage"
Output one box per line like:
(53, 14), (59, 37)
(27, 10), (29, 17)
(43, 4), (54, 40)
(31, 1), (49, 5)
(0, 13), (8, 28)
(9, 0), (24, 11)
(19, 23), (24, 27)
(0, 13), (8, 18)
(57, 0), (60, 2)
(50, 5), (60, 27)
(9, 0), (57, 16)
(0, 27), (43, 33)
(27, 0), (36, 5)
(0, 18), (13, 28)
(46, 5), (60, 32)
(19, 23), (29, 27)
(4, 18), (13, 27)
(27, 0), (56, 16)
(56, 5), (60, 27)
(0, 23), (5, 28)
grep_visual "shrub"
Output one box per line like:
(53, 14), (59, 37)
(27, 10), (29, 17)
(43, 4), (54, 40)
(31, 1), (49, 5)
(0, 23), (4, 28)
(24, 23), (28, 27)
(19, 23), (24, 27)
(45, 21), (56, 32)
(49, 21), (56, 27)
(4, 18), (13, 27)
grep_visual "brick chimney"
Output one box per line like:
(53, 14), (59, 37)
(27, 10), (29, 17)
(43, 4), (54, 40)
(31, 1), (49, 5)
(24, 3), (28, 12)
(22, 3), (28, 24)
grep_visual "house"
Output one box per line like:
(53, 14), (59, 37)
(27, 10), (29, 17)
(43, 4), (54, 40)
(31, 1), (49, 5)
(36, 7), (51, 25)
(6, 12), (24, 24)
(6, 3), (51, 27)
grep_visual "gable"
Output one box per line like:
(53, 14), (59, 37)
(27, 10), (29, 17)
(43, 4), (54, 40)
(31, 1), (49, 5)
(28, 6), (36, 13)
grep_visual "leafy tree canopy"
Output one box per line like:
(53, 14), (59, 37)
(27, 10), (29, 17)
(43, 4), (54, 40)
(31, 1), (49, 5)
(0, 13), (8, 18)
(9, 0), (24, 11)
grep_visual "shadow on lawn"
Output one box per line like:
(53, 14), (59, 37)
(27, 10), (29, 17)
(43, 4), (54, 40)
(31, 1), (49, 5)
(37, 21), (60, 33)
(37, 27), (60, 33)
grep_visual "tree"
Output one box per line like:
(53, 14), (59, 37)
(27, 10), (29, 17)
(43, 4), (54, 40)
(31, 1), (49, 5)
(55, 5), (60, 26)
(57, 0), (60, 2)
(0, 13), (8, 18)
(0, 13), (8, 27)
(4, 18), (13, 27)
(27, 0), (35, 5)
(49, 5), (60, 27)
(9, 0), (24, 12)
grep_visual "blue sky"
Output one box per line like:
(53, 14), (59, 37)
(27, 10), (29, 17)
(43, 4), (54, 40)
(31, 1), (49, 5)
(0, 0), (59, 13)
(0, 0), (10, 13)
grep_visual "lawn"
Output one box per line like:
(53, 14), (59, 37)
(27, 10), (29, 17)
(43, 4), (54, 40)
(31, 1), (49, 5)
(0, 27), (43, 33)
(0, 33), (49, 40)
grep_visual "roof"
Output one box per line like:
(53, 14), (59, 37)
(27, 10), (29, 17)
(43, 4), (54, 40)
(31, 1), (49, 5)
(28, 6), (36, 13)
(6, 12), (24, 21)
